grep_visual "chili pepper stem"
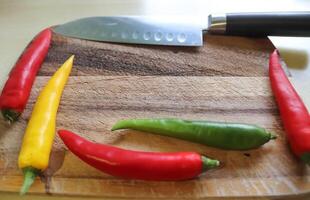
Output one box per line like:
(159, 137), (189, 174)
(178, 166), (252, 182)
(201, 156), (220, 172)
(301, 153), (310, 165)
(1, 109), (20, 123)
(20, 167), (40, 195)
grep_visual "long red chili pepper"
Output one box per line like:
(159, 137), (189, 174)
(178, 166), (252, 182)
(0, 28), (52, 122)
(269, 50), (310, 164)
(58, 130), (220, 181)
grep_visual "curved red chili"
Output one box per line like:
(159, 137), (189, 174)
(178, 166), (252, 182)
(0, 28), (52, 122)
(269, 50), (310, 164)
(58, 130), (220, 181)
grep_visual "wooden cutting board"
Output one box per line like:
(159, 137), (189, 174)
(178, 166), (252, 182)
(0, 33), (309, 199)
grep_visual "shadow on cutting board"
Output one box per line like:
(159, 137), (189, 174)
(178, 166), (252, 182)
(0, 117), (17, 140)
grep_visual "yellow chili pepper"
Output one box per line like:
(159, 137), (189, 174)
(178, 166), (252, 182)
(18, 55), (74, 195)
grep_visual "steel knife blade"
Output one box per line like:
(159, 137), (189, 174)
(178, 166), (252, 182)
(53, 16), (203, 46)
(53, 12), (310, 47)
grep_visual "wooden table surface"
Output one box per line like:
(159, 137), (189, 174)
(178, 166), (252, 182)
(1, 0), (310, 199)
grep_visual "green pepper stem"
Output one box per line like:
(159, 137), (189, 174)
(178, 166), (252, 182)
(1, 109), (20, 123)
(20, 167), (40, 195)
(201, 156), (220, 172)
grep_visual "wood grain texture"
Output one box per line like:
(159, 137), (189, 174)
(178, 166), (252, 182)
(0, 32), (309, 199)
(41, 34), (272, 76)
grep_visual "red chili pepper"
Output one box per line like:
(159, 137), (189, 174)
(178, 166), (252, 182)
(58, 130), (220, 181)
(269, 50), (310, 164)
(0, 28), (52, 122)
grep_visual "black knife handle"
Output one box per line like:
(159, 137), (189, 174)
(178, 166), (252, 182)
(209, 12), (310, 37)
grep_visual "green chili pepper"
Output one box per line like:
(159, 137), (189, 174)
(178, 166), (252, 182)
(111, 118), (276, 150)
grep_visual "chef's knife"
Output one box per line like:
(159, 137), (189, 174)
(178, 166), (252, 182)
(53, 12), (310, 46)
